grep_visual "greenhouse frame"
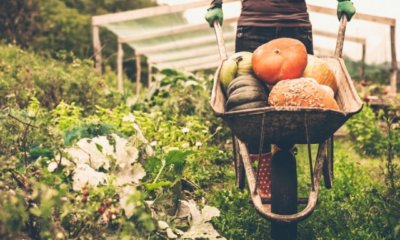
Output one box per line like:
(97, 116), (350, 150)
(91, 0), (397, 95)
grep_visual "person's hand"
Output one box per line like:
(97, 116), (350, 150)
(337, 0), (356, 21)
(205, 7), (223, 27)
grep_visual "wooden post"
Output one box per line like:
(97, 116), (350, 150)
(136, 54), (141, 95)
(117, 42), (124, 93)
(361, 43), (366, 80)
(148, 62), (153, 88)
(92, 25), (103, 74)
(390, 25), (398, 96)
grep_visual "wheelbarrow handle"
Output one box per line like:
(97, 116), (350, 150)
(213, 20), (228, 61)
(334, 16), (348, 58)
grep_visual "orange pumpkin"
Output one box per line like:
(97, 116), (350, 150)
(302, 55), (338, 94)
(252, 38), (308, 85)
(268, 78), (340, 110)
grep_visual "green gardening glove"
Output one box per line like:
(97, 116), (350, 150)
(337, 0), (356, 21)
(205, 7), (223, 28)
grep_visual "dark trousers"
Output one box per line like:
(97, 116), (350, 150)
(235, 26), (314, 54)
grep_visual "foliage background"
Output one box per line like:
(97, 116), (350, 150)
(0, 0), (399, 239)
(1, 44), (399, 239)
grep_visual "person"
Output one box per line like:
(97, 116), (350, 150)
(205, 0), (356, 201)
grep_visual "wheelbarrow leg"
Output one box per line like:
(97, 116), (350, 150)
(323, 136), (334, 189)
(232, 135), (245, 190)
(271, 146), (297, 240)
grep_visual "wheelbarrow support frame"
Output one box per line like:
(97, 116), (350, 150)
(237, 139), (326, 223)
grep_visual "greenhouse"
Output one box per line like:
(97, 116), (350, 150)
(91, 0), (397, 95)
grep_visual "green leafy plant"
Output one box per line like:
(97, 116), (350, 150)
(346, 106), (388, 156)
(0, 45), (124, 110)
(2, 45), (399, 239)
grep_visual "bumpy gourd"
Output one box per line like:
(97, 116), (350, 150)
(268, 77), (340, 110)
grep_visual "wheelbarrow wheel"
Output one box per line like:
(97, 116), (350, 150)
(232, 135), (245, 190)
(270, 149), (298, 240)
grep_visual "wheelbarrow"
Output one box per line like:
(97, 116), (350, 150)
(210, 17), (363, 239)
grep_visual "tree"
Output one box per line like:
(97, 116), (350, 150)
(0, 0), (42, 48)
(0, 0), (158, 59)
(63, 0), (158, 15)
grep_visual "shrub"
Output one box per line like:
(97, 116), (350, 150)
(0, 67), (233, 239)
(0, 45), (124, 110)
(346, 105), (400, 158)
(344, 57), (392, 85)
(346, 106), (388, 156)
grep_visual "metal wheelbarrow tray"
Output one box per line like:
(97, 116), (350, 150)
(210, 56), (363, 147)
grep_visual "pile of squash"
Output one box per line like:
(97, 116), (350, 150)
(219, 38), (340, 112)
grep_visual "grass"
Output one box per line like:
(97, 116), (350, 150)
(208, 137), (391, 239)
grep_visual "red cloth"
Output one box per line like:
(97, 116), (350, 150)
(250, 152), (272, 200)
